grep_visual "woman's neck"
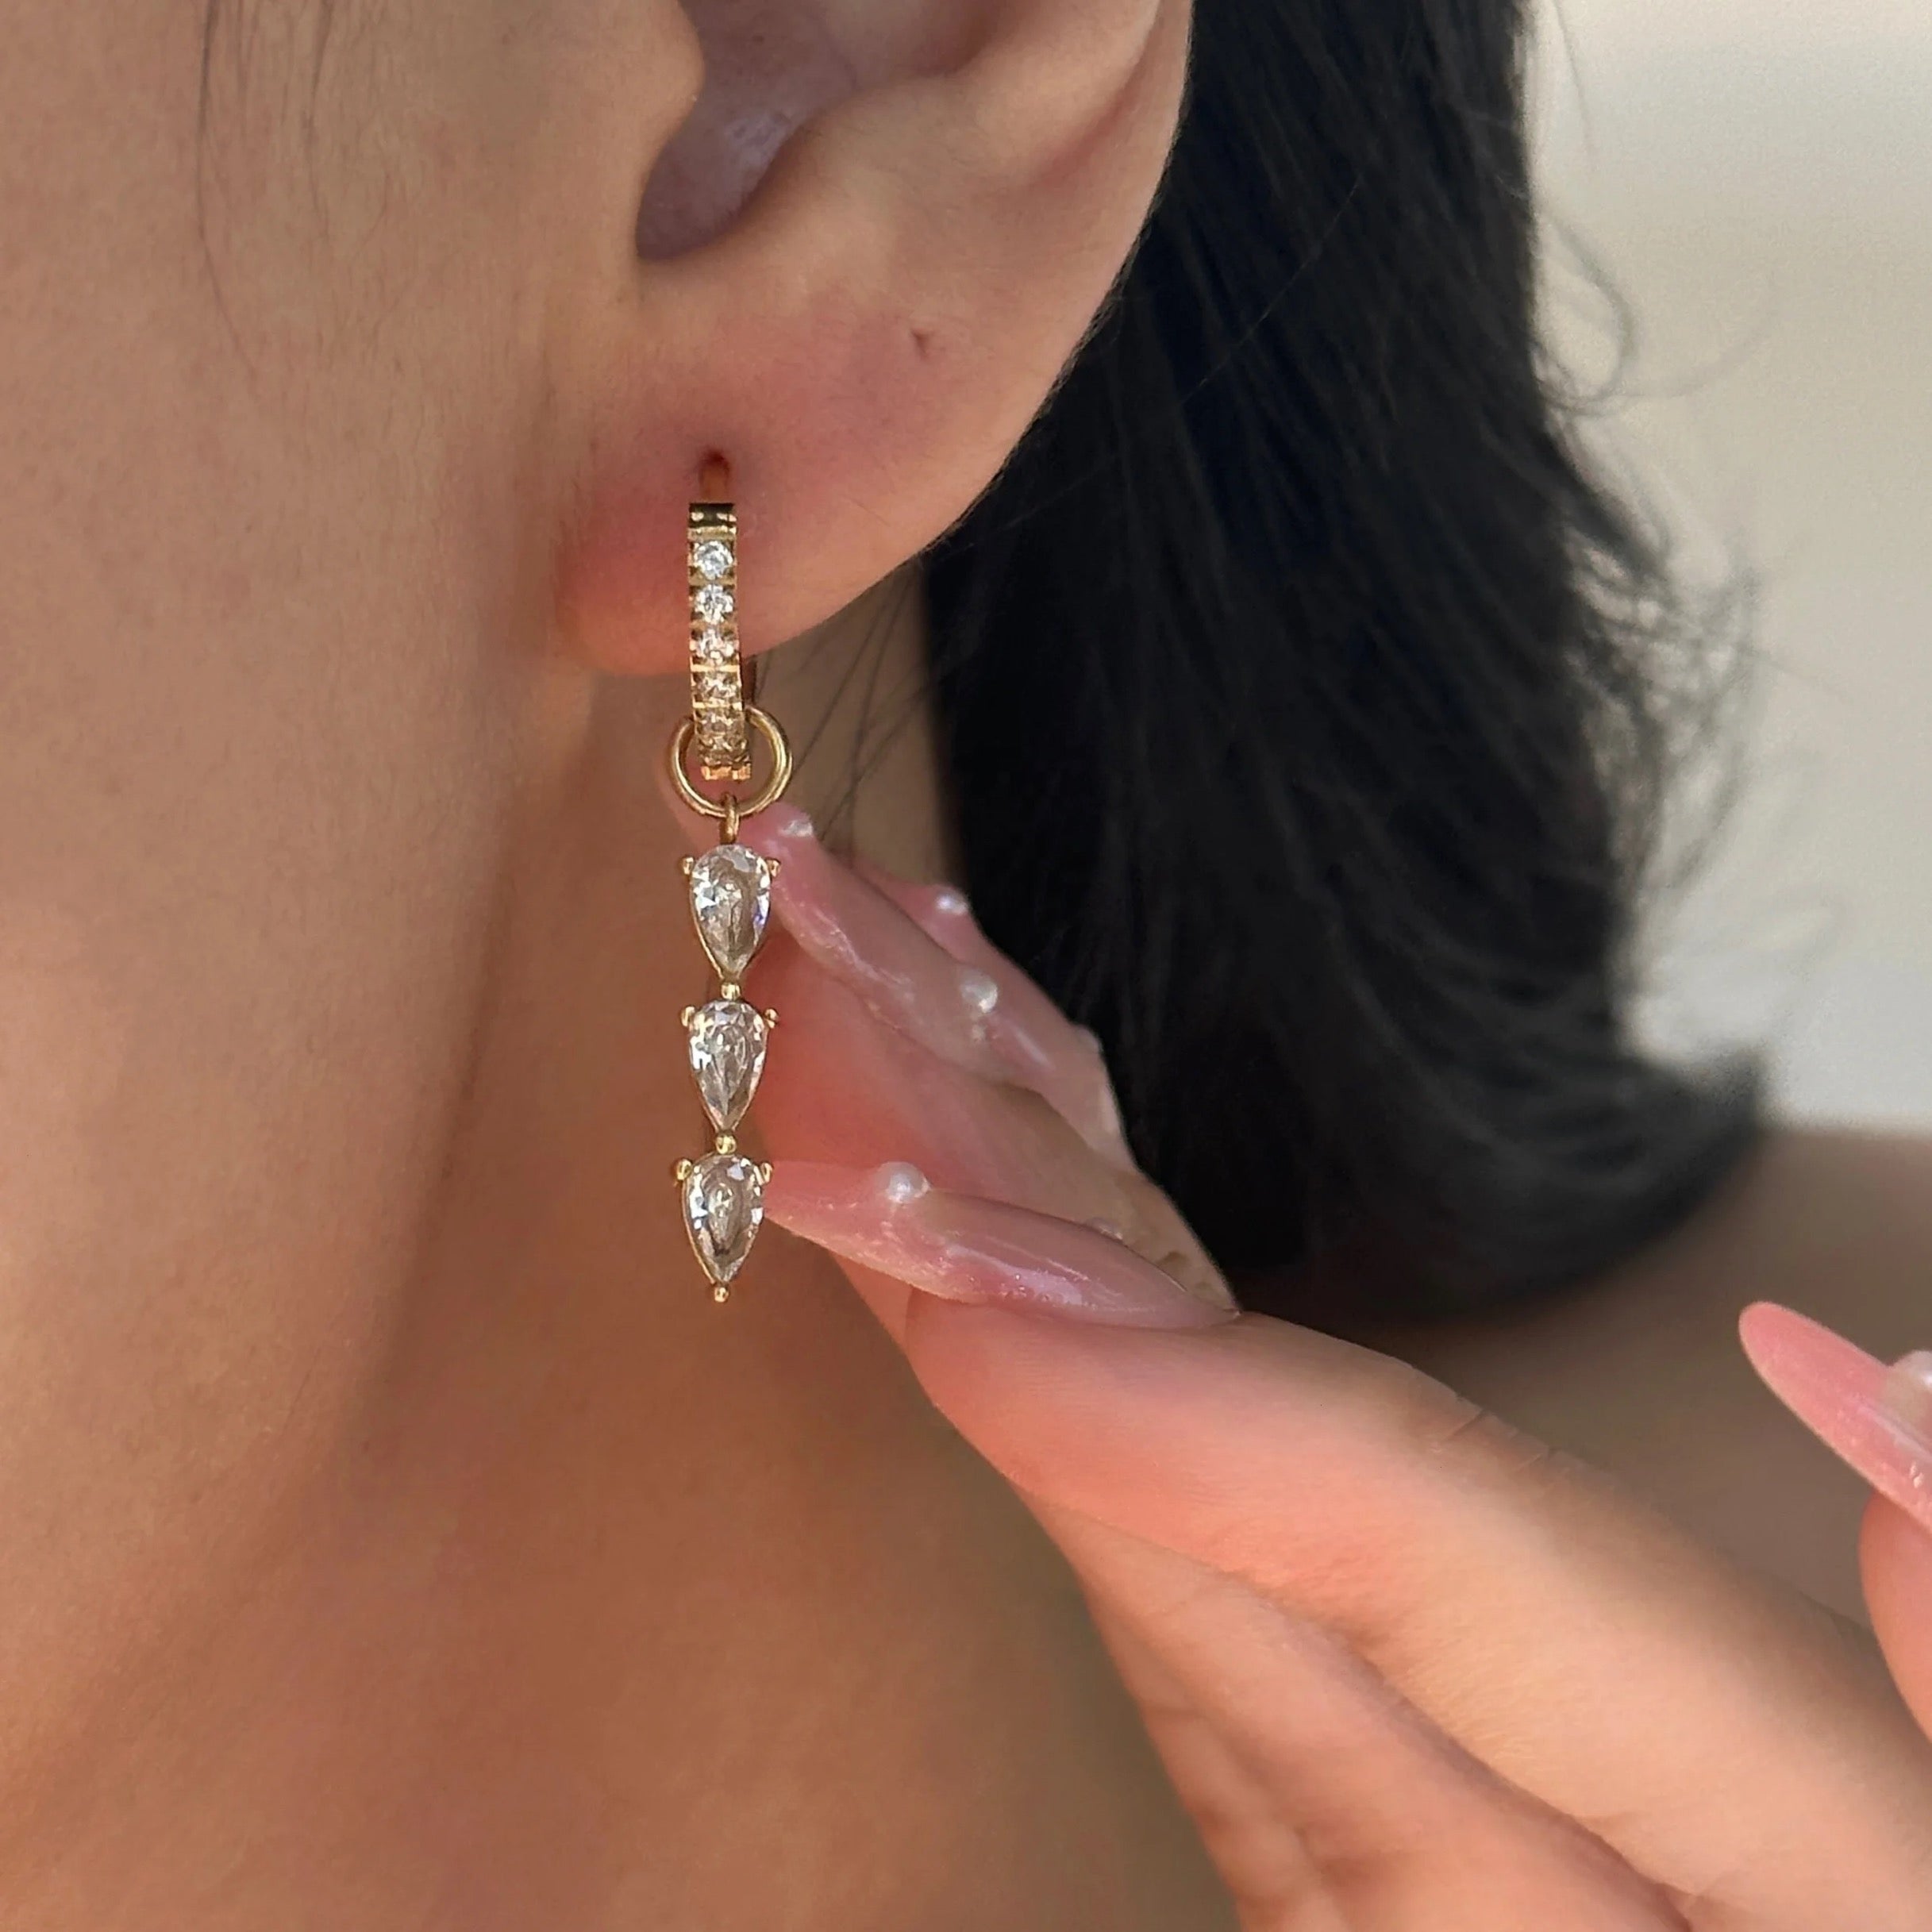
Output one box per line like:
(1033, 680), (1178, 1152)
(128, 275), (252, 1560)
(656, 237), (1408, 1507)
(381, 568), (944, 1441)
(2, 587), (1228, 1928)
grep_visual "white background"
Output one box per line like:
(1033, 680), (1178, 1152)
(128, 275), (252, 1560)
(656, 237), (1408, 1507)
(1532, 0), (1932, 1123)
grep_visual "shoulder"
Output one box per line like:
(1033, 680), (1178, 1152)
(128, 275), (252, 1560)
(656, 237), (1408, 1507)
(1387, 1128), (1932, 1614)
(1631, 1127), (1932, 1342)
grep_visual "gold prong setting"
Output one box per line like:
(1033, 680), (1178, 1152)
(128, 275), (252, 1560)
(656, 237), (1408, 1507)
(687, 504), (749, 783)
(671, 496), (790, 1300)
(675, 932), (775, 1291)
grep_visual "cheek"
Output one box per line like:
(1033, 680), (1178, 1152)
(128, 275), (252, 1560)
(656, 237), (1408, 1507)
(0, 0), (555, 1707)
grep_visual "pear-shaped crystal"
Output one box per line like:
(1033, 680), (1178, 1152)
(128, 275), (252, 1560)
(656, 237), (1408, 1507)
(682, 1152), (764, 1285)
(687, 843), (772, 979)
(687, 999), (768, 1131)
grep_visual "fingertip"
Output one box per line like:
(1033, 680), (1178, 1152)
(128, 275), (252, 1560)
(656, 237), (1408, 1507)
(857, 864), (979, 949)
(1859, 1494), (1932, 1738)
(1738, 1303), (1932, 1544)
(1738, 1299), (1824, 1362)
(898, 1291), (1241, 1495)
(743, 799), (817, 849)
(1737, 1301), (1886, 1415)
(1736, 1299), (1781, 1357)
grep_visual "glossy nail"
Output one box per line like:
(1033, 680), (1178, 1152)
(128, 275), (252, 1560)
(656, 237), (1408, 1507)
(918, 884), (1130, 1162)
(766, 1160), (1240, 1329)
(743, 808), (1132, 1160)
(1738, 1303), (1932, 1534)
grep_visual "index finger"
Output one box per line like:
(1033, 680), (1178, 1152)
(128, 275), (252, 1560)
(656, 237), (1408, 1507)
(740, 807), (1133, 1164)
(899, 1296), (1932, 1925)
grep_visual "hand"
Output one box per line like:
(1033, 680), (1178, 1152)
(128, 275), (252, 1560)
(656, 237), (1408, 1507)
(735, 805), (1932, 1930)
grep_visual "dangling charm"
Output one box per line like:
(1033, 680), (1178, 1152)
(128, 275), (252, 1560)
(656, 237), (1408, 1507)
(668, 499), (792, 1303)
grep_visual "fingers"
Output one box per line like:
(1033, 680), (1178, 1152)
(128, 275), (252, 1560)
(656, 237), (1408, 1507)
(1738, 1305), (1932, 1543)
(1076, 1600), (1338, 1926)
(856, 861), (1123, 1129)
(718, 822), (1932, 1921)
(740, 806), (1133, 1164)
(1865, 1499), (1932, 1741)
(735, 808), (1218, 1321)
(1739, 1303), (1932, 1743)
(752, 950), (1212, 1318)
(764, 1161), (1235, 1326)
(1051, 1511), (1689, 1932)
(899, 1300), (1932, 1927)
(764, 1149), (1701, 1919)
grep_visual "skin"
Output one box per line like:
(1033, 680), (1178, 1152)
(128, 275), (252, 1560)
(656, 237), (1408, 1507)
(734, 806), (1932, 1926)
(776, 569), (1932, 1629)
(0, 0), (1224, 1924)
(1389, 1128), (1932, 1620)
(2, 0), (1928, 1924)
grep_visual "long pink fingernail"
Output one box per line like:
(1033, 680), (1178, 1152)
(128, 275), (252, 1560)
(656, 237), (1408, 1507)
(765, 1161), (1239, 1329)
(1739, 1303), (1932, 1534)
(742, 808), (1131, 1159)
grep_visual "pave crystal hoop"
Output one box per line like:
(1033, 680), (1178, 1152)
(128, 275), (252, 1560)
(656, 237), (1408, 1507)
(685, 502), (756, 780)
(668, 498), (791, 1301)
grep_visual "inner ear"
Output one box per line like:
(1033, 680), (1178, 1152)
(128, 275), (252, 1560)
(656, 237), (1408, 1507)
(637, 0), (860, 258)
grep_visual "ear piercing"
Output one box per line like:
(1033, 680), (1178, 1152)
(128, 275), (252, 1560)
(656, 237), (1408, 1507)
(668, 499), (792, 1301)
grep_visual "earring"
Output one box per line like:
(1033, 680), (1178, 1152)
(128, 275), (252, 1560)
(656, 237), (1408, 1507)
(668, 500), (793, 1302)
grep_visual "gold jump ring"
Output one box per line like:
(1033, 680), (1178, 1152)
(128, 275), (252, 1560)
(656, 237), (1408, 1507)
(668, 705), (793, 825)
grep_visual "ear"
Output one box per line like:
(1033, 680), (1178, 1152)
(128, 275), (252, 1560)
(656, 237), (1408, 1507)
(552, 0), (1191, 671)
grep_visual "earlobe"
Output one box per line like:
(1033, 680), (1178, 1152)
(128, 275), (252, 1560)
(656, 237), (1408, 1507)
(552, 0), (1191, 680)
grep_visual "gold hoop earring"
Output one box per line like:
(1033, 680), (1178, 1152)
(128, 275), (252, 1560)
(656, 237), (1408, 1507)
(668, 499), (792, 1301)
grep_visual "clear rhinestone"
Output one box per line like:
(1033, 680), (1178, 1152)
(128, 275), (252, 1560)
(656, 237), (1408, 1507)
(688, 843), (772, 979)
(694, 585), (734, 624)
(693, 627), (733, 663)
(691, 537), (733, 582)
(682, 1152), (764, 1286)
(687, 999), (768, 1131)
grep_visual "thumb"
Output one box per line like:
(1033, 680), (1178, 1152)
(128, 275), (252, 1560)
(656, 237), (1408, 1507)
(1741, 1303), (1932, 1738)
(1865, 1499), (1932, 1738)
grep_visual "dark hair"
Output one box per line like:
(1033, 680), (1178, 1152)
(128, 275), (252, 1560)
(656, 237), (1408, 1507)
(923, 0), (1757, 1319)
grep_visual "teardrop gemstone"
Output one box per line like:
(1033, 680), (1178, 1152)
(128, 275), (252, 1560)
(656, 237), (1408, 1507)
(687, 843), (772, 981)
(687, 999), (768, 1131)
(682, 1153), (764, 1286)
